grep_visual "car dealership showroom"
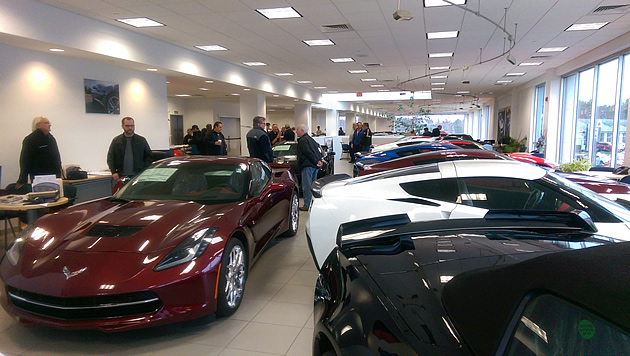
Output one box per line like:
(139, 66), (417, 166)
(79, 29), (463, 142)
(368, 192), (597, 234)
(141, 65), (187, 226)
(1, 1), (630, 355)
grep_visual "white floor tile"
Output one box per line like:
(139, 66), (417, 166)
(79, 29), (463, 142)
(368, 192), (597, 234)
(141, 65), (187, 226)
(226, 322), (301, 354)
(252, 301), (312, 327)
(272, 284), (315, 305)
(287, 269), (318, 286)
(286, 327), (314, 356)
(230, 298), (269, 322)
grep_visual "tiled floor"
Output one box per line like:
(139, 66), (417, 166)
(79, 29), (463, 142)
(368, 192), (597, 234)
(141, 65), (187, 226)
(0, 158), (354, 356)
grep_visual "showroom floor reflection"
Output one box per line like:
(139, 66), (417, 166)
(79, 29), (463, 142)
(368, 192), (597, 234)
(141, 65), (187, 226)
(0, 159), (353, 356)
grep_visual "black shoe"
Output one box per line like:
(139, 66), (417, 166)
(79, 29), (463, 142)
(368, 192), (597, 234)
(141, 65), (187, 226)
(299, 206), (309, 211)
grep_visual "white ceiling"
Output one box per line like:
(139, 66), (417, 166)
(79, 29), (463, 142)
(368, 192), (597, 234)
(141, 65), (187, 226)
(34, 0), (630, 114)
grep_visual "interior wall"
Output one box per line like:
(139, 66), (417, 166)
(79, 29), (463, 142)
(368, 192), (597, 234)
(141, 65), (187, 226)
(0, 43), (169, 186)
(266, 111), (295, 129)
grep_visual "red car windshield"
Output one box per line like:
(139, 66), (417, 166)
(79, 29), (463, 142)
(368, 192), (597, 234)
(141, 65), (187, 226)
(115, 162), (248, 204)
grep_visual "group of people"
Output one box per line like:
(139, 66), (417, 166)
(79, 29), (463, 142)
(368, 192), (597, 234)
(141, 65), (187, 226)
(245, 116), (322, 211)
(17, 115), (152, 188)
(183, 122), (228, 156)
(348, 122), (373, 163)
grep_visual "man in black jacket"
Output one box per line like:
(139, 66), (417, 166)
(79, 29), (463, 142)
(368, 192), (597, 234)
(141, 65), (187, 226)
(206, 121), (227, 155)
(107, 117), (152, 182)
(16, 115), (62, 189)
(246, 116), (273, 163)
(296, 124), (323, 211)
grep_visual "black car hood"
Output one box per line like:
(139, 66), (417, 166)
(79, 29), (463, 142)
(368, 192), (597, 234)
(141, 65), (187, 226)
(353, 230), (618, 350)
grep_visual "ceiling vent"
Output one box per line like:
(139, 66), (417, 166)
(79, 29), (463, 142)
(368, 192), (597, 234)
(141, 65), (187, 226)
(321, 24), (354, 33)
(590, 4), (630, 14)
(363, 63), (383, 68)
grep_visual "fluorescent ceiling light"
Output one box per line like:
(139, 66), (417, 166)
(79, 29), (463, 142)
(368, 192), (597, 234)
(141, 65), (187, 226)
(176, 94), (190, 97)
(198, 88), (209, 91)
(117, 17), (165, 28)
(370, 84), (385, 87)
(195, 45), (228, 51)
(377, 89), (390, 92)
(243, 88), (251, 91)
(49, 48), (64, 52)
(506, 72), (525, 76)
(274, 73), (294, 76)
(314, 86), (327, 89)
(360, 78), (377, 82)
(424, 0), (466, 8)
(242, 62), (267, 66)
(205, 80), (214, 83)
(431, 87), (445, 90)
(273, 94), (280, 97)
(431, 82), (446, 85)
(431, 75), (448, 79)
(496, 80), (513, 83)
(457, 90), (469, 94)
(430, 66), (450, 70)
(256, 7), (302, 19)
(427, 31), (459, 39)
(147, 68), (158, 71)
(297, 80), (313, 84)
(429, 52), (453, 58)
(303, 39), (335, 46)
(330, 57), (355, 63)
(537, 47), (567, 53)
(565, 22), (608, 31)
(348, 69), (368, 74)
(231, 93), (240, 96)
(519, 62), (543, 66)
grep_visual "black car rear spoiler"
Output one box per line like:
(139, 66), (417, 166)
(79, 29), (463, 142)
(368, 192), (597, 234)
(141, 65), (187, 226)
(311, 174), (351, 198)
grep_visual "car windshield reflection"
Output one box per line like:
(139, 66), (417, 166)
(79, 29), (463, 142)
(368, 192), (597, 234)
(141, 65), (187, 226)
(114, 161), (248, 204)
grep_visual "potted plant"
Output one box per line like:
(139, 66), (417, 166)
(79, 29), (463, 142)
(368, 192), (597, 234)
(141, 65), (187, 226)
(556, 159), (591, 172)
(501, 136), (527, 153)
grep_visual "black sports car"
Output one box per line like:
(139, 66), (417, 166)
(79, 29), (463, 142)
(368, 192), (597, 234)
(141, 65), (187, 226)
(272, 141), (334, 187)
(313, 211), (630, 355)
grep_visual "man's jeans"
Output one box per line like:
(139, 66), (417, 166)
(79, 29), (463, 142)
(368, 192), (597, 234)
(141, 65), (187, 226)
(301, 166), (319, 208)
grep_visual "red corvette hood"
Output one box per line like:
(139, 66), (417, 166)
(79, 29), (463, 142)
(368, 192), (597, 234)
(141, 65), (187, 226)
(27, 199), (231, 255)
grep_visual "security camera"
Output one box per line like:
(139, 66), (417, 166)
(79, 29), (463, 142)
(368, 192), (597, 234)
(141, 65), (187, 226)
(507, 54), (516, 65)
(393, 9), (413, 21)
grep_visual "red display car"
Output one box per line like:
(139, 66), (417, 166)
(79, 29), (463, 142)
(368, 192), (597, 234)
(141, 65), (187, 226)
(0, 157), (299, 331)
(505, 152), (557, 168)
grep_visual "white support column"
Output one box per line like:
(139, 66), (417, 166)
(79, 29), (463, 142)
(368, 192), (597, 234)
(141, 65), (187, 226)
(326, 109), (338, 136)
(294, 103), (312, 132)
(240, 94), (266, 157)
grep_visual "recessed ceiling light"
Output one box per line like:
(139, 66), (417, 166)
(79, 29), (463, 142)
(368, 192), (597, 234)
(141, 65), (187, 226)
(231, 93), (240, 96)
(377, 89), (390, 92)
(242, 62), (267, 66)
(348, 69), (368, 74)
(361, 78), (377, 82)
(431, 82), (446, 85)
(424, 0), (466, 8)
(537, 47), (567, 53)
(166, 81), (170, 84)
(496, 80), (513, 83)
(303, 39), (335, 46)
(49, 48), (65, 52)
(176, 94), (190, 97)
(195, 45), (228, 51)
(198, 88), (209, 91)
(431, 87), (445, 90)
(327, 90), (339, 93)
(370, 84), (384, 88)
(429, 52), (453, 58)
(273, 94), (280, 97)
(565, 22), (608, 31)
(116, 17), (165, 28)
(314, 86), (327, 89)
(147, 68), (158, 71)
(519, 62), (543, 66)
(293, 99), (299, 102)
(274, 73), (294, 76)
(457, 91), (469, 94)
(244, 88), (251, 91)
(430, 66), (450, 70)
(297, 80), (313, 84)
(330, 57), (355, 63)
(427, 31), (459, 40)
(256, 7), (302, 19)
(205, 80), (214, 84)
(431, 75), (448, 79)
(506, 72), (525, 76)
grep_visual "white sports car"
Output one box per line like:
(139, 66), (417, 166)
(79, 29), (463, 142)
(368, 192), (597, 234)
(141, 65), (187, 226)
(306, 160), (630, 269)
(369, 136), (435, 153)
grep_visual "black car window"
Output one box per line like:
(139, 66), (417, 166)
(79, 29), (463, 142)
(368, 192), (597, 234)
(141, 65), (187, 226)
(504, 294), (630, 355)
(272, 143), (297, 157)
(249, 161), (271, 196)
(399, 178), (460, 203)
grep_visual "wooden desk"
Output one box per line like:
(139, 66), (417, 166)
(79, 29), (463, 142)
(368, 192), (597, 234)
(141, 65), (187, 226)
(0, 197), (69, 249)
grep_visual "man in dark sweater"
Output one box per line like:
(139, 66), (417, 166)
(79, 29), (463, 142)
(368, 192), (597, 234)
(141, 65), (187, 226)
(283, 124), (296, 141)
(206, 121), (227, 155)
(107, 117), (152, 182)
(16, 115), (62, 189)
(296, 124), (323, 211)
(246, 116), (273, 163)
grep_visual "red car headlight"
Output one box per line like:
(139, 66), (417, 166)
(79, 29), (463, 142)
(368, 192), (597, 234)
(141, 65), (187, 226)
(153, 227), (219, 271)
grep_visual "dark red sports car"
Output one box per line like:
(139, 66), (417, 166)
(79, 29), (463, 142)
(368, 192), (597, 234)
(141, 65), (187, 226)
(0, 157), (299, 331)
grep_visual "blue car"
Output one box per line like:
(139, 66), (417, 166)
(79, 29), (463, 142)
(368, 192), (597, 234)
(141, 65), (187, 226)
(353, 142), (458, 176)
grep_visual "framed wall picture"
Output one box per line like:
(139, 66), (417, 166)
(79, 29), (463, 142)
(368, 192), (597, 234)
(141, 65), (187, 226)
(84, 79), (120, 114)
